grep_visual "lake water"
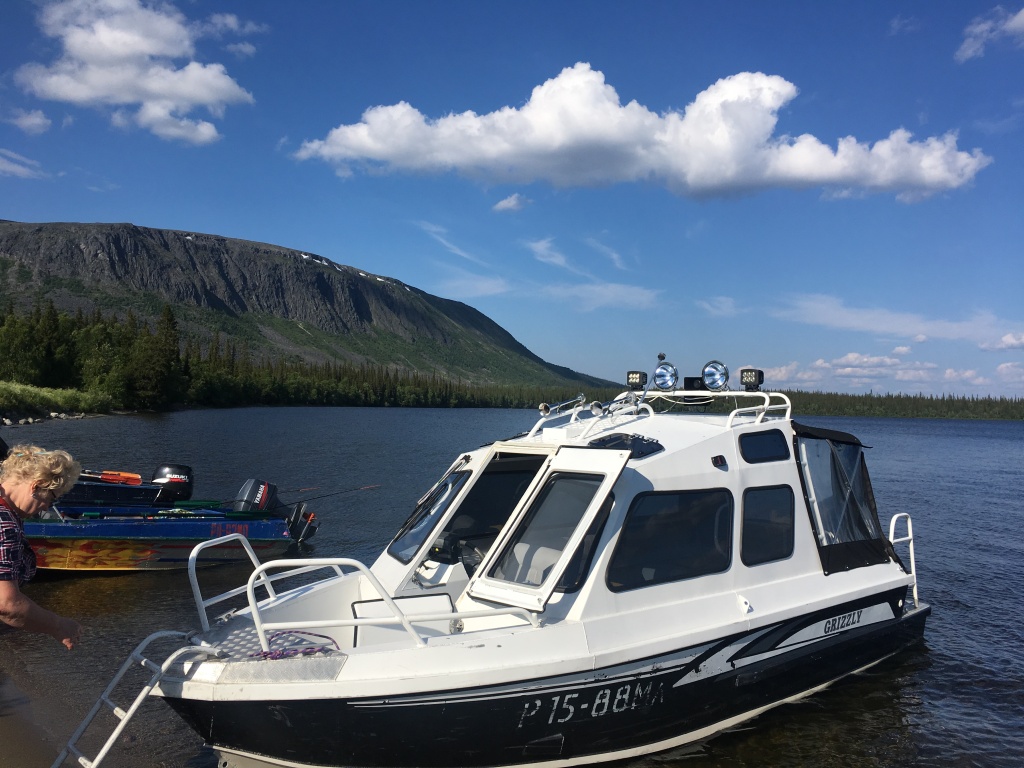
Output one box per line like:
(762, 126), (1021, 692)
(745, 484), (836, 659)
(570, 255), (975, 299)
(1, 408), (1022, 768)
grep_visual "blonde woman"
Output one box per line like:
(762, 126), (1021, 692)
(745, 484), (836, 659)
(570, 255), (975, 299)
(0, 445), (83, 649)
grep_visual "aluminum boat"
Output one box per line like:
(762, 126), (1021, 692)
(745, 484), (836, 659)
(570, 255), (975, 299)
(55, 354), (929, 768)
(26, 474), (318, 571)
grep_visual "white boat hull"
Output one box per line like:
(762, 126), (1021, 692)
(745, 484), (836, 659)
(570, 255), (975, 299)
(162, 589), (928, 768)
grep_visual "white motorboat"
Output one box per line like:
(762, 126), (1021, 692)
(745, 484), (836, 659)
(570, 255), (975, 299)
(56, 355), (929, 768)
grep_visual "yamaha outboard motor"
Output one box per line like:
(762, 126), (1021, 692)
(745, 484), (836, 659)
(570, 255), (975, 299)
(232, 479), (286, 516)
(152, 464), (194, 504)
(231, 479), (318, 543)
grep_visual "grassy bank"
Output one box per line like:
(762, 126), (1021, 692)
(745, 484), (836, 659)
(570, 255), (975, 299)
(0, 380), (114, 421)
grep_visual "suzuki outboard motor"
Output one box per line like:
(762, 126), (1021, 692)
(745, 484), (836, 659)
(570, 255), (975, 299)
(152, 464), (194, 504)
(232, 479), (286, 516)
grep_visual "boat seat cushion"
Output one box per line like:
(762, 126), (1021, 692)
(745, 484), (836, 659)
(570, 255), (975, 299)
(509, 542), (561, 586)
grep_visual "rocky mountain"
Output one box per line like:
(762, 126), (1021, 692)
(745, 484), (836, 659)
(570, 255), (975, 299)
(0, 220), (615, 388)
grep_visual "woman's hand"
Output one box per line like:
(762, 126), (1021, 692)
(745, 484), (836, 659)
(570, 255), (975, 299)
(55, 616), (83, 650)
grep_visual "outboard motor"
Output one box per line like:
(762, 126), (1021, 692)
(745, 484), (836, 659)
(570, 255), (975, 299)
(152, 464), (194, 504)
(232, 479), (286, 516)
(231, 480), (318, 544)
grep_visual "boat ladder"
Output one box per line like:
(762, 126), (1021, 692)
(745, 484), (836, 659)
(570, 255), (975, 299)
(52, 630), (220, 768)
(889, 512), (919, 609)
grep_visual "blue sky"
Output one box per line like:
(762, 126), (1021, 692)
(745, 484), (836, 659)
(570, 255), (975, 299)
(2, 1), (1023, 397)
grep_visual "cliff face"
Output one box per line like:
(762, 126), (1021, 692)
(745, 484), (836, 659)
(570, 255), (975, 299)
(0, 220), (612, 387)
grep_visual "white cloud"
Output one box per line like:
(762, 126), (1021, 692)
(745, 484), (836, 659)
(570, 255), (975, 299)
(956, 7), (1024, 62)
(7, 108), (52, 135)
(889, 15), (921, 36)
(15, 0), (255, 145)
(540, 281), (660, 312)
(943, 368), (990, 386)
(0, 148), (46, 178)
(774, 293), (1020, 350)
(585, 238), (626, 270)
(527, 238), (570, 269)
(436, 269), (510, 299)
(696, 296), (739, 317)
(774, 351), (941, 392)
(418, 221), (488, 266)
(226, 42), (257, 59)
(195, 13), (267, 38)
(892, 345), (912, 355)
(295, 63), (991, 201)
(982, 331), (1024, 350)
(996, 362), (1024, 385)
(493, 193), (530, 212)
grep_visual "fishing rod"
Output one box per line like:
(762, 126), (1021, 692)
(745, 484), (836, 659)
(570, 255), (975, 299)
(201, 482), (380, 508)
(286, 484), (381, 506)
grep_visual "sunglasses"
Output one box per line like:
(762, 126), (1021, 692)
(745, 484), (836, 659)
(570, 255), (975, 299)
(32, 488), (57, 508)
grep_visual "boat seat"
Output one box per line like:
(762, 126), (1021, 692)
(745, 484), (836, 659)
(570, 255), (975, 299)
(351, 593), (454, 647)
(509, 543), (561, 586)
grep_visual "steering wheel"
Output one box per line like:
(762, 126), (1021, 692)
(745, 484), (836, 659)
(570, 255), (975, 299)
(459, 541), (487, 576)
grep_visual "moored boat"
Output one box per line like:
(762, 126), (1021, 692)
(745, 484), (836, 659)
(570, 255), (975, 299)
(55, 354), (929, 767)
(26, 474), (318, 571)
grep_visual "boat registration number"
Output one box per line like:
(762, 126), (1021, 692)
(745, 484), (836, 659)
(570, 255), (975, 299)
(517, 680), (665, 728)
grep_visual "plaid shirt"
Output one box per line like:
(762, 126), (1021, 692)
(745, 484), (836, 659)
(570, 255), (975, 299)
(0, 501), (36, 584)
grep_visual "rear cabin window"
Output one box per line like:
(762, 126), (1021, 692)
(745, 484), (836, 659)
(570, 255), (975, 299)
(607, 489), (732, 592)
(741, 485), (795, 566)
(739, 429), (791, 463)
(797, 437), (883, 545)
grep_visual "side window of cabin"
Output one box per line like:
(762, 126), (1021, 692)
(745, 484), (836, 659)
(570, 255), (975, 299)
(607, 489), (732, 592)
(741, 485), (795, 566)
(739, 429), (790, 463)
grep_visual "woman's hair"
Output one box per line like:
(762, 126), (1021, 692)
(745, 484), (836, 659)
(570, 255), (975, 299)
(1, 444), (82, 497)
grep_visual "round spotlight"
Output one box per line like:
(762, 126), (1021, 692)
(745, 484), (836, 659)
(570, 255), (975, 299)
(653, 362), (679, 390)
(702, 360), (729, 391)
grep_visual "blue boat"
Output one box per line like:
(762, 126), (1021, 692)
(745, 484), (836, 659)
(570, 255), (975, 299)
(24, 468), (318, 571)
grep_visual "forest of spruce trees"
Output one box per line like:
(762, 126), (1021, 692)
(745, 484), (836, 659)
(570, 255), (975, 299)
(0, 302), (1020, 420)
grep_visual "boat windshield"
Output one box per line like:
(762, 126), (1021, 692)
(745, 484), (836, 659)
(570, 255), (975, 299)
(488, 472), (603, 587)
(387, 470), (471, 564)
(425, 453), (546, 572)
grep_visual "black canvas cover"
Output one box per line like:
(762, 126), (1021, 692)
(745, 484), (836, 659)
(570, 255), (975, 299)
(791, 421), (868, 447)
(794, 428), (901, 576)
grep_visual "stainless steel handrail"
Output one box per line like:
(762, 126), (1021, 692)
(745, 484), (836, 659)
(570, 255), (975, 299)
(888, 513), (919, 608)
(188, 533), (274, 631)
(243, 557), (541, 652)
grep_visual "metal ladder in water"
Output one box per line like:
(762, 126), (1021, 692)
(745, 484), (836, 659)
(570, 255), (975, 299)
(52, 630), (220, 768)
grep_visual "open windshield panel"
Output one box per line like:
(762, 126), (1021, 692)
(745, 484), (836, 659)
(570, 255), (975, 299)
(387, 451), (550, 568)
(470, 447), (630, 612)
(424, 453), (548, 574)
(794, 424), (897, 575)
